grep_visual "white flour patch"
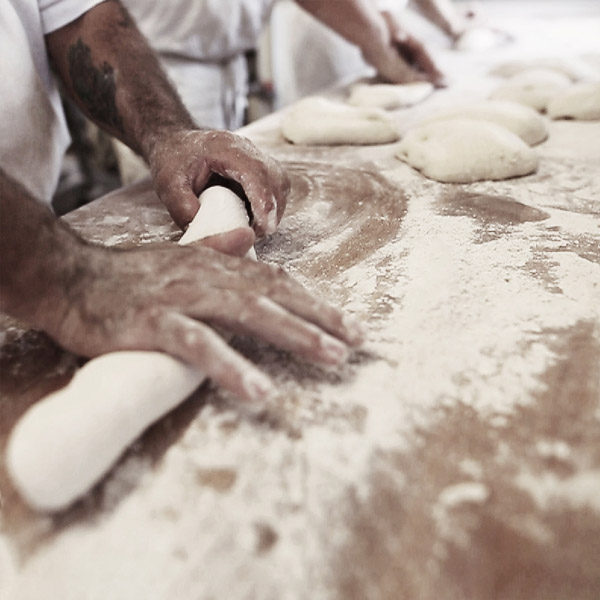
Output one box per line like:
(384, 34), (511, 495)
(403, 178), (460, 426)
(516, 470), (600, 512)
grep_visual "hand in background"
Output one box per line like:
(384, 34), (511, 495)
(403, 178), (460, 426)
(379, 11), (446, 87)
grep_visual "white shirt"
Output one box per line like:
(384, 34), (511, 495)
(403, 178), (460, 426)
(123, 0), (278, 62)
(0, 0), (103, 203)
(120, 0), (278, 130)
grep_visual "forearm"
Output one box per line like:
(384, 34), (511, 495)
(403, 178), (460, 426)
(412, 0), (465, 39)
(45, 0), (196, 163)
(0, 169), (90, 332)
(296, 0), (391, 67)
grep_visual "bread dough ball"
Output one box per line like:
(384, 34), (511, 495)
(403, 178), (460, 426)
(490, 69), (571, 112)
(281, 96), (399, 145)
(490, 58), (588, 81)
(547, 82), (600, 120)
(423, 100), (548, 145)
(395, 118), (538, 183)
(508, 68), (573, 87)
(347, 82), (434, 109)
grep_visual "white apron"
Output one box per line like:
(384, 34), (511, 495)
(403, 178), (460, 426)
(123, 0), (278, 130)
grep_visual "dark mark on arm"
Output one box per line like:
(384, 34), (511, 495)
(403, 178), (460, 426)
(67, 38), (124, 135)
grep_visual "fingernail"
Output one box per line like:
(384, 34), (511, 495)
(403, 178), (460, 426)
(243, 370), (278, 403)
(343, 314), (366, 346)
(265, 207), (278, 235)
(320, 336), (349, 364)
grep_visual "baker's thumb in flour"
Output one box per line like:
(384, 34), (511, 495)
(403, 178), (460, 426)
(6, 186), (254, 513)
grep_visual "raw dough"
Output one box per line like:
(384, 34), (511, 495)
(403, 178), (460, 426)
(347, 82), (434, 109)
(423, 100), (548, 145)
(490, 69), (571, 112)
(7, 186), (253, 512)
(395, 118), (538, 183)
(547, 82), (600, 120)
(281, 96), (399, 145)
(490, 58), (590, 81)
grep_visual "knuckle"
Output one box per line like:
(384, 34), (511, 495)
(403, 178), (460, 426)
(141, 305), (169, 334)
(264, 264), (290, 295)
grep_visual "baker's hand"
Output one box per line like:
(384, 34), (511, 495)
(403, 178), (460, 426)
(148, 129), (290, 235)
(46, 241), (364, 404)
(377, 11), (446, 87)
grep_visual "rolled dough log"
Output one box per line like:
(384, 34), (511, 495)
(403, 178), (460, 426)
(347, 82), (434, 109)
(7, 186), (253, 512)
(547, 82), (600, 120)
(281, 96), (399, 145)
(423, 100), (548, 145)
(395, 118), (538, 183)
(490, 69), (571, 113)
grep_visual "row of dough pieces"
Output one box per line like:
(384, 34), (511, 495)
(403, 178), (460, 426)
(280, 57), (600, 183)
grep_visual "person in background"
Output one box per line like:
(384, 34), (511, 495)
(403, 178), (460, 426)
(112, 0), (445, 183)
(274, 0), (484, 106)
(0, 0), (364, 405)
(406, 0), (476, 43)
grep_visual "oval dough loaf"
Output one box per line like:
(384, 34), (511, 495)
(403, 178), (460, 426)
(490, 58), (590, 81)
(547, 82), (600, 120)
(423, 100), (548, 145)
(281, 96), (399, 145)
(395, 118), (538, 183)
(347, 82), (434, 109)
(490, 69), (571, 112)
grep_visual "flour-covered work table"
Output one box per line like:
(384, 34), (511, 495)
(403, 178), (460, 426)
(1, 3), (600, 599)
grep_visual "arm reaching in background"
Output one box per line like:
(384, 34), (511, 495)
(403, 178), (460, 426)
(45, 0), (288, 233)
(297, 0), (445, 86)
(412, 0), (470, 41)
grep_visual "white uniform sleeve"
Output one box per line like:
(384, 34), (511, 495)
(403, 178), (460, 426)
(39, 0), (106, 34)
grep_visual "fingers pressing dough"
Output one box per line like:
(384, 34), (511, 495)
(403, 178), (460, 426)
(6, 187), (253, 512)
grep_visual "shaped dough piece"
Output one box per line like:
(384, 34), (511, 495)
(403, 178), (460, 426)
(347, 82), (434, 109)
(281, 96), (399, 145)
(396, 118), (538, 183)
(547, 82), (600, 121)
(490, 69), (571, 112)
(6, 186), (253, 512)
(490, 59), (590, 81)
(423, 100), (548, 145)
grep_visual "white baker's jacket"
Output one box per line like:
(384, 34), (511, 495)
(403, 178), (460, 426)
(122, 0), (278, 130)
(0, 0), (103, 204)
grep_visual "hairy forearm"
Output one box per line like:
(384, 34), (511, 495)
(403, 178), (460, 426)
(296, 0), (391, 66)
(0, 169), (89, 330)
(45, 0), (196, 162)
(412, 0), (465, 38)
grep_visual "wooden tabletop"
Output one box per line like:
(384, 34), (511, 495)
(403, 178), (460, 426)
(1, 4), (599, 599)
